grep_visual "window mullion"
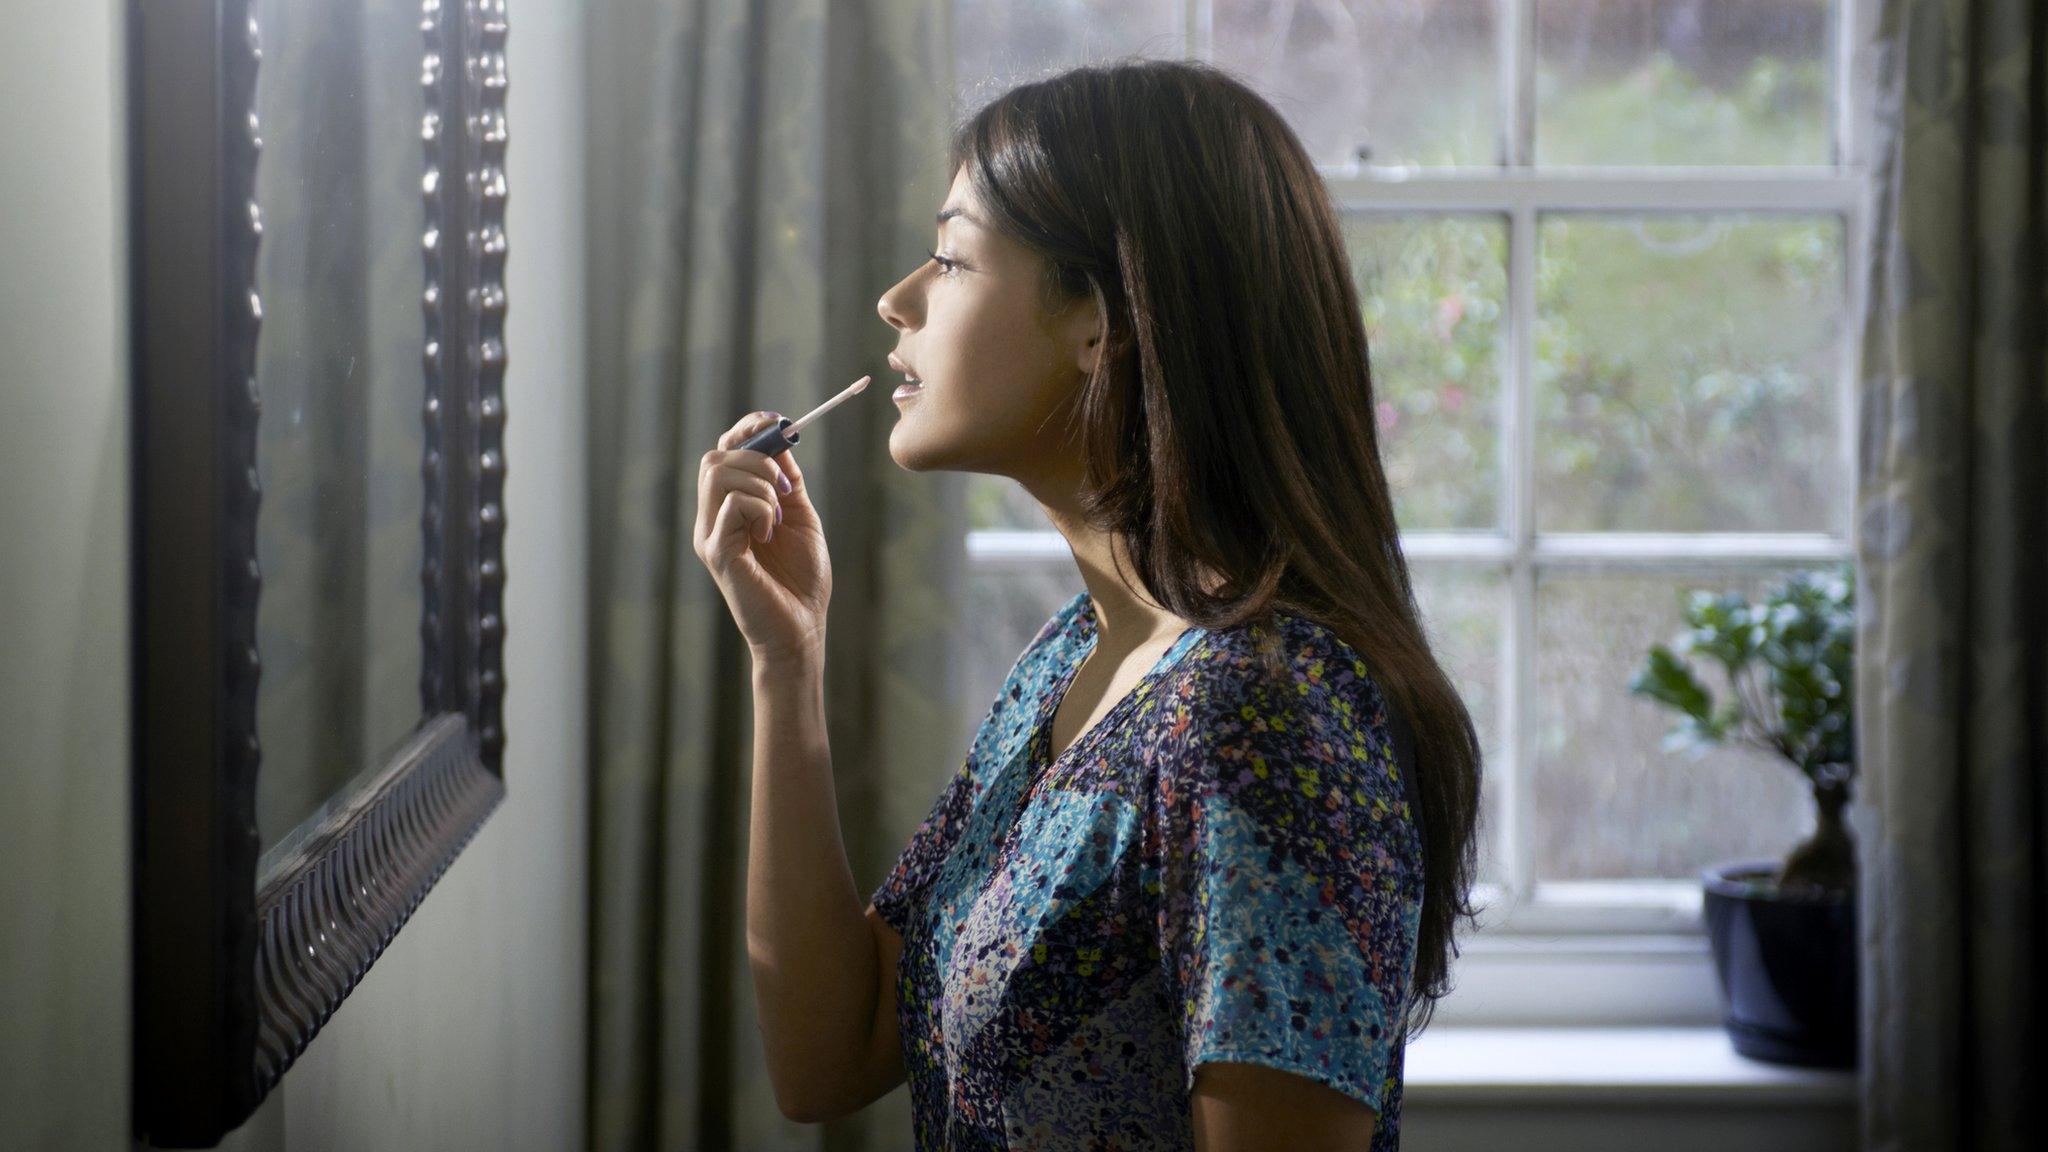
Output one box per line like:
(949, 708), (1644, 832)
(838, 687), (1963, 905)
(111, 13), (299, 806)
(1834, 0), (1854, 167)
(1505, 186), (1537, 906)
(1837, 0), (1872, 541)
(1493, 0), (1539, 911)
(1495, 0), (1517, 168)
(1503, 0), (1533, 169)
(1323, 173), (1864, 212)
(1185, 0), (1212, 62)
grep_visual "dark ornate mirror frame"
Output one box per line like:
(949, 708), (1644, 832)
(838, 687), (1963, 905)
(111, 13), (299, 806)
(129, 0), (510, 1144)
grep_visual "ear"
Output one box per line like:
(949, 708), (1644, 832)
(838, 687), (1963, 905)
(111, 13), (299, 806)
(1075, 330), (1102, 376)
(1066, 303), (1106, 377)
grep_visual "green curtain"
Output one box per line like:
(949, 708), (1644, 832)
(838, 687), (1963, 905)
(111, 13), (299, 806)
(1855, 1), (2045, 1149)
(583, 1), (967, 1148)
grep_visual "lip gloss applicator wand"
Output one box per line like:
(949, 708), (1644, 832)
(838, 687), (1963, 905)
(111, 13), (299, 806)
(736, 374), (872, 456)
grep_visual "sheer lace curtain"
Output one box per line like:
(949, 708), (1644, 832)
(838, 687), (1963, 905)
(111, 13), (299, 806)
(1854, 1), (2045, 1149)
(582, 2), (967, 1149)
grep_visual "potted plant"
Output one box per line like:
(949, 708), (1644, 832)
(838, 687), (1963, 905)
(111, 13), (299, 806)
(1628, 561), (1856, 1068)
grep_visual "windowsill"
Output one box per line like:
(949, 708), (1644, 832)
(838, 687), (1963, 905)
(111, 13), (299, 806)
(1404, 1026), (1857, 1106)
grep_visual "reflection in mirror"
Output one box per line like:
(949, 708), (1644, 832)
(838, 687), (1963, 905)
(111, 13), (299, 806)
(252, 0), (427, 864)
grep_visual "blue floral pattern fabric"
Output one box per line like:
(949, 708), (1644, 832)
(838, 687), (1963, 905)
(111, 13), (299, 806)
(871, 591), (1424, 1150)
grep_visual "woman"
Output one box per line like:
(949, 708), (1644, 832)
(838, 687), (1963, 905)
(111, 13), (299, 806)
(694, 58), (1482, 1151)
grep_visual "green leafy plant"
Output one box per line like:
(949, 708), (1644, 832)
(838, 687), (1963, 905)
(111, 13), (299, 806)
(1628, 561), (1856, 895)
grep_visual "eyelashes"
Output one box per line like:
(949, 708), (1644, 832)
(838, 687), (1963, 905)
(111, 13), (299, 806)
(925, 250), (962, 276)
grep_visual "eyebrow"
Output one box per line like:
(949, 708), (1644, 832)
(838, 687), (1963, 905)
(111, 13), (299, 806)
(936, 205), (979, 228)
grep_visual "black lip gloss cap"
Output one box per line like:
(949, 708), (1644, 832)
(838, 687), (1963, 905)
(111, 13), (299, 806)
(738, 417), (798, 456)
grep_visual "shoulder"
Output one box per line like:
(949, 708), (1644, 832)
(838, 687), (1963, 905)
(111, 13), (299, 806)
(1147, 609), (1419, 868)
(1163, 609), (1399, 764)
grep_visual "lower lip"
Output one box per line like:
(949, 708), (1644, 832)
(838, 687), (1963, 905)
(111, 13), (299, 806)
(892, 382), (924, 401)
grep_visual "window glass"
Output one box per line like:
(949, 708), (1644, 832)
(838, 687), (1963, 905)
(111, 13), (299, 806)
(1213, 0), (1502, 168)
(1536, 0), (1837, 166)
(1532, 565), (1821, 880)
(1348, 213), (1509, 531)
(1535, 213), (1848, 534)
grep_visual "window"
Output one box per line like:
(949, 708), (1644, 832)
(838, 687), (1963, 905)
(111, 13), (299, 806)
(949, 1), (1872, 1021)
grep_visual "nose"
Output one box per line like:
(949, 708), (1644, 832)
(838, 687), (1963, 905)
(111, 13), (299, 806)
(876, 268), (922, 332)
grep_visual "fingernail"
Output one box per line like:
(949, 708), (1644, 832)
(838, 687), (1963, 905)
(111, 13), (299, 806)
(777, 473), (792, 494)
(774, 502), (783, 524)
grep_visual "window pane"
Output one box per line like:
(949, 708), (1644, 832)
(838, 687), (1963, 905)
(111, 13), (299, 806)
(1347, 213), (1507, 530)
(1411, 563), (1508, 884)
(1213, 0), (1500, 168)
(1531, 564), (1827, 881)
(1535, 213), (1847, 534)
(1535, 0), (1836, 166)
(953, 0), (1187, 113)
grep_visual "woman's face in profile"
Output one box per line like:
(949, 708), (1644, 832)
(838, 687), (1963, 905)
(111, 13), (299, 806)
(876, 165), (1102, 482)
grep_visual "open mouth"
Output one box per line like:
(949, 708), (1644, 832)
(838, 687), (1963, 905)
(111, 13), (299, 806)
(892, 380), (924, 401)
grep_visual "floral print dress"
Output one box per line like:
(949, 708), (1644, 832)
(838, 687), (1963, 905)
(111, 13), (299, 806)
(870, 591), (1425, 1151)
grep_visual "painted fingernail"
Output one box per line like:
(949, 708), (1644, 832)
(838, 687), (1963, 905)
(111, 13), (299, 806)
(774, 502), (783, 524)
(777, 473), (792, 494)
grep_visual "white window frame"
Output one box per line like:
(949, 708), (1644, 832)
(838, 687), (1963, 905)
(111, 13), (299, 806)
(958, 0), (1880, 1024)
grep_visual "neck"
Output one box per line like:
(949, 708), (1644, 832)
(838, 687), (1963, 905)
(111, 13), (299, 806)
(1034, 499), (1190, 655)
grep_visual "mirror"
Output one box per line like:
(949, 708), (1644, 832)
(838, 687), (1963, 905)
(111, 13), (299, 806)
(130, 0), (512, 1144)
(250, 0), (429, 864)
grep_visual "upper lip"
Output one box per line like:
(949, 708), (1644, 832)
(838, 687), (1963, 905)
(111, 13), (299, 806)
(887, 352), (921, 381)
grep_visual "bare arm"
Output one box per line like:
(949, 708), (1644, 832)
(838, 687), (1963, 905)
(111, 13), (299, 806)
(1191, 1062), (1376, 1151)
(745, 648), (906, 1122)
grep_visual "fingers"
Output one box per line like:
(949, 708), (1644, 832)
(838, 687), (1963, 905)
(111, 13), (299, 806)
(707, 489), (778, 566)
(717, 411), (783, 450)
(726, 489), (777, 543)
(732, 418), (798, 494)
(705, 496), (750, 568)
(716, 416), (786, 487)
(696, 463), (779, 548)
(698, 412), (791, 552)
(774, 443), (803, 493)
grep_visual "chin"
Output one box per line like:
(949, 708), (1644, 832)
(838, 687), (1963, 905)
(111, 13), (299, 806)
(887, 416), (950, 472)
(887, 403), (1027, 477)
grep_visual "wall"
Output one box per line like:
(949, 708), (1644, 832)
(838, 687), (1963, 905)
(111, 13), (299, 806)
(0, 0), (132, 1147)
(0, 1), (590, 1149)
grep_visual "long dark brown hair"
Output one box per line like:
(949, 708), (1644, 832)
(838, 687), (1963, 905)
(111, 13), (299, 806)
(952, 58), (1485, 1035)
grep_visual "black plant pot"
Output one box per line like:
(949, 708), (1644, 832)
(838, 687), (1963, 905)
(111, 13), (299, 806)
(1701, 859), (1857, 1068)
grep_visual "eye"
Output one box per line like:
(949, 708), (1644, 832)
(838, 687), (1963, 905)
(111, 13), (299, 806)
(926, 249), (961, 277)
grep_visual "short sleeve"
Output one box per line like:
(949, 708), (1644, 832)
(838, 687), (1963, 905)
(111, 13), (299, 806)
(1149, 654), (1423, 1112)
(869, 757), (979, 936)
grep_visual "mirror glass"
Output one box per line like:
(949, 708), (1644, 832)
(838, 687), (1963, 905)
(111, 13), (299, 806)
(251, 0), (428, 865)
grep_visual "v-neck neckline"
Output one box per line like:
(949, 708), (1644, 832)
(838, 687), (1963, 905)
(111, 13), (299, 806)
(1028, 595), (1207, 778)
